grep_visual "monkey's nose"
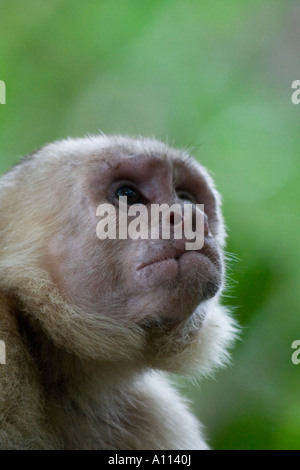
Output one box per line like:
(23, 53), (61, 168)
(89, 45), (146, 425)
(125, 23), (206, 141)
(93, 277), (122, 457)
(168, 210), (184, 228)
(161, 204), (210, 246)
(182, 205), (210, 238)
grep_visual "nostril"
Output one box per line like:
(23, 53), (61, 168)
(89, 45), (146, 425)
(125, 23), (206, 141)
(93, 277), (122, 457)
(168, 210), (184, 228)
(169, 211), (175, 226)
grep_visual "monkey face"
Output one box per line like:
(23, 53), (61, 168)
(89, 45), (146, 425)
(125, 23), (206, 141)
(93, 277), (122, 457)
(45, 137), (225, 328)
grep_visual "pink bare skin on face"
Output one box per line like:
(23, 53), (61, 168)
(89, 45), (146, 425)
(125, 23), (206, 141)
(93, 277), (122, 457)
(47, 142), (223, 327)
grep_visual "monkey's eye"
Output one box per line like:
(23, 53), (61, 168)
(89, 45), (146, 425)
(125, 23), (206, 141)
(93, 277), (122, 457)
(177, 191), (196, 204)
(115, 185), (144, 205)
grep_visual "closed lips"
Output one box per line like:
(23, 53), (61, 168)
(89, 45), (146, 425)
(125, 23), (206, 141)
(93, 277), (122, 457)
(136, 248), (187, 271)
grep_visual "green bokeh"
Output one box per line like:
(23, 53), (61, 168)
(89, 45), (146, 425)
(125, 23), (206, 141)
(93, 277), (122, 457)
(1, 0), (300, 450)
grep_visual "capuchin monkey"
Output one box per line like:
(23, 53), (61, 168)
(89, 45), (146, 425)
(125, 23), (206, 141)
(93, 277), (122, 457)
(0, 135), (237, 450)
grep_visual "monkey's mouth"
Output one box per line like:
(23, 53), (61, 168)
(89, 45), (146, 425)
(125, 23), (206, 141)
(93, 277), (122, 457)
(136, 242), (217, 272)
(136, 252), (185, 271)
(135, 243), (222, 301)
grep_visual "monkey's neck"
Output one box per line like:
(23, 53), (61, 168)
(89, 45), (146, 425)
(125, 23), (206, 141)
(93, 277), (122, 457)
(15, 307), (142, 402)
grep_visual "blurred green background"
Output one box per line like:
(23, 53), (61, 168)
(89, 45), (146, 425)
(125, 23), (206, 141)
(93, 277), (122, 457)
(1, 0), (300, 450)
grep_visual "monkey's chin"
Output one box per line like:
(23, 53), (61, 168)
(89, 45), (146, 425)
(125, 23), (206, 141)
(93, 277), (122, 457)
(133, 251), (222, 325)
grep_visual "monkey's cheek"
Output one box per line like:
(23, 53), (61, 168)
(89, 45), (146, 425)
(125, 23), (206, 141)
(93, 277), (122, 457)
(179, 251), (223, 300)
(135, 258), (179, 286)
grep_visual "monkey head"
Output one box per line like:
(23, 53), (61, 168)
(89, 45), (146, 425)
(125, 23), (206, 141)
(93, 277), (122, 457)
(0, 136), (235, 373)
